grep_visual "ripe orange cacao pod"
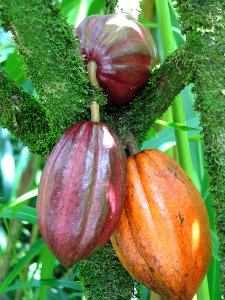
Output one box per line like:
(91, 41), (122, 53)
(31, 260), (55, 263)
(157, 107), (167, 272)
(75, 14), (157, 105)
(37, 121), (126, 268)
(111, 149), (212, 300)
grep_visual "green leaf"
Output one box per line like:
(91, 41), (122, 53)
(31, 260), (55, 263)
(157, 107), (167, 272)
(0, 189), (38, 210)
(0, 238), (45, 293)
(87, 0), (105, 15)
(3, 279), (82, 293)
(138, 284), (150, 300)
(211, 229), (220, 262)
(188, 135), (203, 142)
(139, 19), (184, 40)
(138, 19), (158, 28)
(0, 205), (37, 224)
(4, 51), (25, 84)
(154, 119), (199, 131)
(39, 247), (57, 300)
(141, 116), (202, 152)
(144, 127), (158, 141)
(61, 0), (83, 25)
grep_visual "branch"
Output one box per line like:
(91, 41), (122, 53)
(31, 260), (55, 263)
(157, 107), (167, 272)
(177, 0), (225, 293)
(0, 68), (52, 156)
(0, 2), (206, 298)
(0, 41), (193, 154)
(77, 242), (134, 300)
(1, 0), (107, 137)
(0, 0), (196, 148)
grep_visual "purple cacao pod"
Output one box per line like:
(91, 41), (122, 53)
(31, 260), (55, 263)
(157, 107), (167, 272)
(75, 14), (157, 105)
(37, 121), (126, 268)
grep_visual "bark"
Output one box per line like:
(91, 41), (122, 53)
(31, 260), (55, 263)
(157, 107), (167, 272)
(0, 0), (224, 298)
(176, 1), (225, 295)
(0, 41), (193, 153)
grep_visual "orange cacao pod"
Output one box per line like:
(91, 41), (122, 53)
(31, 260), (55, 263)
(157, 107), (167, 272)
(111, 149), (212, 300)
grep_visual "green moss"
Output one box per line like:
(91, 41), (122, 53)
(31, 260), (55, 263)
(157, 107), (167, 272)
(176, 1), (224, 36)
(193, 37), (225, 296)
(0, 0), (194, 147)
(0, 40), (193, 151)
(104, 0), (119, 14)
(77, 243), (134, 300)
(0, 68), (53, 156)
(1, 0), (107, 139)
(176, 0), (225, 294)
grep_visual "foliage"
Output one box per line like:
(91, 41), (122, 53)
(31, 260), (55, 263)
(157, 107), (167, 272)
(0, 0), (224, 299)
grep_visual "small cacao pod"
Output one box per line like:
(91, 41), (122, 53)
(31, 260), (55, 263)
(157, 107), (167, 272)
(75, 14), (157, 105)
(37, 121), (126, 268)
(111, 149), (212, 300)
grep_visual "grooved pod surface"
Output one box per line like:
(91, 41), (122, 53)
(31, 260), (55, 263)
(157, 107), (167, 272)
(37, 121), (126, 268)
(111, 149), (212, 300)
(75, 14), (157, 105)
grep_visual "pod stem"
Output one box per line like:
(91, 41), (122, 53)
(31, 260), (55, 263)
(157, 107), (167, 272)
(87, 60), (99, 87)
(87, 61), (100, 122)
(125, 133), (139, 156)
(90, 101), (100, 122)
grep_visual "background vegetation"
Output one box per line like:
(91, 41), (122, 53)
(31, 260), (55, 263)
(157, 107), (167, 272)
(0, 0), (224, 299)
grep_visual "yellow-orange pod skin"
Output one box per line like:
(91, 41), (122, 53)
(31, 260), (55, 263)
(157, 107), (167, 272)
(111, 149), (212, 300)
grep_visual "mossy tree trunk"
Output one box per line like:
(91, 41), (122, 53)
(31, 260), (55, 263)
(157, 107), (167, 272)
(0, 0), (224, 299)
(176, 2), (225, 296)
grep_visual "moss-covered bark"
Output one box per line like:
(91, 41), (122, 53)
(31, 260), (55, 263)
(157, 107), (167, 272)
(77, 242), (134, 300)
(1, 0), (106, 139)
(0, 68), (52, 155)
(0, 0), (224, 298)
(104, 0), (119, 15)
(176, 1), (225, 295)
(0, 41), (193, 147)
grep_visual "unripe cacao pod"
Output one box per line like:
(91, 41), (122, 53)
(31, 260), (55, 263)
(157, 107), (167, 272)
(37, 121), (126, 268)
(111, 149), (212, 300)
(75, 14), (157, 105)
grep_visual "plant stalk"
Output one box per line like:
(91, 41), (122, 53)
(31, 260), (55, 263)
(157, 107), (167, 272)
(90, 101), (100, 122)
(125, 133), (139, 156)
(155, 0), (194, 179)
(155, 0), (209, 299)
(87, 61), (99, 87)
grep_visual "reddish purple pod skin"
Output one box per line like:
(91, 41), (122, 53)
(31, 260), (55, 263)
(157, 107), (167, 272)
(75, 14), (157, 105)
(37, 121), (127, 268)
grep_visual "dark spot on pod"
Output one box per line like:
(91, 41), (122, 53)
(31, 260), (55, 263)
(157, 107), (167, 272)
(178, 213), (184, 224)
(149, 266), (155, 273)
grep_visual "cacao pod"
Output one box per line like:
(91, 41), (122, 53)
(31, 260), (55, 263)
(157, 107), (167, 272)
(37, 121), (126, 268)
(75, 14), (157, 105)
(111, 149), (212, 300)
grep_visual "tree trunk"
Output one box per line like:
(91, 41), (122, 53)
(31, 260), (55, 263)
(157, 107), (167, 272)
(0, 0), (224, 298)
